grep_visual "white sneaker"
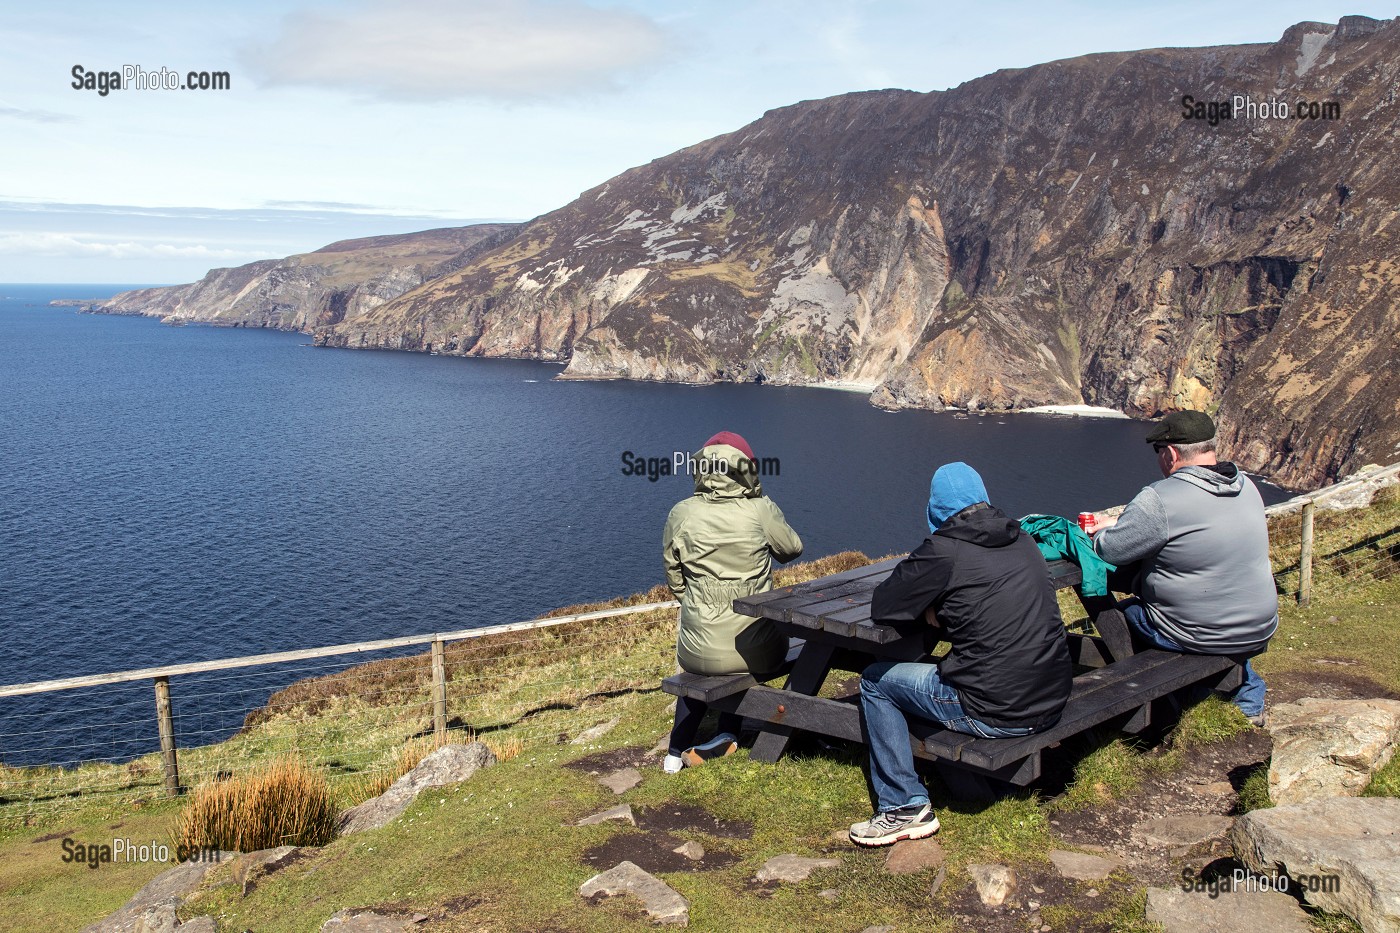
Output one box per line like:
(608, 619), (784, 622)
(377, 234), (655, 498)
(662, 754), (685, 774)
(849, 803), (940, 847)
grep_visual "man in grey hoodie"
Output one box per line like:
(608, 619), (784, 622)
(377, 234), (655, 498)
(1088, 411), (1276, 724)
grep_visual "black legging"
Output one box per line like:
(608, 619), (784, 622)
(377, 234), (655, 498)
(667, 696), (743, 756)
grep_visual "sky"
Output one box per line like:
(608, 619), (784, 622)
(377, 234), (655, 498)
(1, 0), (1394, 284)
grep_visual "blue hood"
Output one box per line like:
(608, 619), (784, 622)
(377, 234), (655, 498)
(927, 462), (989, 532)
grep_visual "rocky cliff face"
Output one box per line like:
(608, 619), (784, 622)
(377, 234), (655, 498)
(107, 18), (1400, 487)
(100, 225), (519, 332)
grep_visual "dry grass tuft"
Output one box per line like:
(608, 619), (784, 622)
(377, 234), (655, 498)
(175, 755), (338, 853)
(477, 734), (524, 762)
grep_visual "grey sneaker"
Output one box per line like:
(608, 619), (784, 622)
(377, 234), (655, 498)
(849, 803), (940, 847)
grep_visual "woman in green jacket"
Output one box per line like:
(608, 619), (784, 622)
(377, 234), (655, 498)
(661, 431), (803, 773)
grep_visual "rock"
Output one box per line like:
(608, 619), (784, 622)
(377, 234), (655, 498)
(579, 860), (690, 925)
(861, 927), (895, 933)
(817, 889), (839, 901)
(576, 804), (637, 827)
(571, 719), (621, 744)
(133, 906), (176, 933)
(1268, 698), (1400, 805)
(968, 863), (1017, 907)
(1145, 886), (1310, 932)
(884, 838), (945, 875)
(174, 919), (216, 933)
(229, 845), (302, 895)
(339, 742), (495, 834)
(756, 854), (841, 883)
(170, 920), (215, 933)
(80, 854), (234, 933)
(598, 767), (643, 795)
(1197, 782), (1236, 797)
(929, 864), (948, 897)
(672, 841), (705, 861)
(1134, 815), (1233, 849)
(1232, 797), (1400, 933)
(1048, 849), (1125, 881)
(320, 909), (416, 932)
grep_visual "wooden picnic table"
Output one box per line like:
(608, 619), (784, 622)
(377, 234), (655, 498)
(662, 554), (1246, 798)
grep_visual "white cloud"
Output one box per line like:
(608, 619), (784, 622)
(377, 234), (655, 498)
(245, 0), (669, 101)
(0, 104), (77, 124)
(0, 233), (255, 261)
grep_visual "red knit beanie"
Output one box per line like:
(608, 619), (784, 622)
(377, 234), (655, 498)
(703, 431), (755, 460)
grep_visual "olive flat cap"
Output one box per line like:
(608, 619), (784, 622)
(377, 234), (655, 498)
(1145, 410), (1216, 444)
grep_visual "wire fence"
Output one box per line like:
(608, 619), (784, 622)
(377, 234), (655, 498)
(1266, 463), (1400, 606)
(0, 467), (1396, 826)
(0, 599), (684, 827)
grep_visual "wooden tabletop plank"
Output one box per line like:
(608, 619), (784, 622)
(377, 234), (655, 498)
(734, 558), (901, 616)
(767, 576), (888, 618)
(1046, 558), (1083, 588)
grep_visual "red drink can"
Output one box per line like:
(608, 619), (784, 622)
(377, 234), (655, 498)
(1077, 512), (1096, 533)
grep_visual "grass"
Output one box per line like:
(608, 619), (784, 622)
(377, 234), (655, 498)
(175, 756), (338, 853)
(1362, 753), (1400, 798)
(1238, 764), (1274, 812)
(1310, 912), (1366, 933)
(1052, 696), (1253, 811)
(1261, 486), (1400, 691)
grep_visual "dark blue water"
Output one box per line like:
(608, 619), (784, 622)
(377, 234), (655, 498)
(0, 284), (1289, 767)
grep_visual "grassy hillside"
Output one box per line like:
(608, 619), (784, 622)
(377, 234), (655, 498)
(1, 490), (1396, 931)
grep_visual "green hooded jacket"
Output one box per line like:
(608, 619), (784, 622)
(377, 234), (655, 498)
(662, 442), (803, 675)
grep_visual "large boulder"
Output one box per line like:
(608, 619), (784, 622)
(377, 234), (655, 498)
(80, 854), (233, 933)
(339, 742), (496, 834)
(1231, 797), (1400, 933)
(1269, 698), (1400, 805)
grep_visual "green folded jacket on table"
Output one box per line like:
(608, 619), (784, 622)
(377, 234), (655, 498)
(1018, 513), (1116, 598)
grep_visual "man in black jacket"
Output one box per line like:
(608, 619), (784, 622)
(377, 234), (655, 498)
(849, 462), (1071, 847)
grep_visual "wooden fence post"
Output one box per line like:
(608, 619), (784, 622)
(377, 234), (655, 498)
(1299, 499), (1316, 607)
(430, 639), (447, 740)
(153, 676), (181, 796)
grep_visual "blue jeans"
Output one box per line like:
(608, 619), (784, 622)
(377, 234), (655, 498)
(1121, 600), (1266, 717)
(859, 661), (1033, 812)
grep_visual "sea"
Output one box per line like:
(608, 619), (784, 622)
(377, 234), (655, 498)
(0, 284), (1290, 766)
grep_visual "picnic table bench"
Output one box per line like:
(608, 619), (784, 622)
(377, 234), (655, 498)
(661, 555), (1246, 798)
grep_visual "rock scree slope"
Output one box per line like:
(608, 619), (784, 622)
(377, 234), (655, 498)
(104, 17), (1400, 488)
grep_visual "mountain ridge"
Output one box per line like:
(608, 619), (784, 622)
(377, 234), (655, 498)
(100, 16), (1400, 487)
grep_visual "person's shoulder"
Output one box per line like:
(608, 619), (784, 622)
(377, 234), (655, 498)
(908, 534), (949, 557)
(1124, 481), (1168, 507)
(665, 496), (699, 522)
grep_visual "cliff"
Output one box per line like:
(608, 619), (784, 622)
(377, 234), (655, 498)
(105, 17), (1400, 486)
(100, 225), (520, 332)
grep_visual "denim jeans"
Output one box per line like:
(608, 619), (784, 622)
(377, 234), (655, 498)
(859, 660), (1033, 812)
(1120, 600), (1266, 717)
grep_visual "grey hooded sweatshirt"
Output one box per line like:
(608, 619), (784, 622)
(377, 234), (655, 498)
(1092, 463), (1278, 654)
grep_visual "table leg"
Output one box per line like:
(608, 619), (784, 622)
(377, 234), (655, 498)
(1078, 594), (1134, 662)
(747, 642), (838, 763)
